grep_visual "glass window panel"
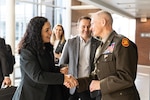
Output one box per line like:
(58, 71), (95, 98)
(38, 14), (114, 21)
(0, 0), (6, 38)
(15, 2), (38, 47)
(0, 0), (67, 86)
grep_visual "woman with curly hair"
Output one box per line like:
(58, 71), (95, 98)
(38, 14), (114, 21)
(12, 16), (78, 100)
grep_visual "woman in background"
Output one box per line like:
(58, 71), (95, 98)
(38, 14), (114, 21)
(50, 24), (66, 64)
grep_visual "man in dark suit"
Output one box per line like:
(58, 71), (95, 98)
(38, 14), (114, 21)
(89, 10), (140, 100)
(59, 16), (100, 100)
(0, 38), (11, 87)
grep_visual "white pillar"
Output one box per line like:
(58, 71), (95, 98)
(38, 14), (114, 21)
(63, 0), (72, 39)
(6, 0), (15, 85)
(6, 0), (15, 54)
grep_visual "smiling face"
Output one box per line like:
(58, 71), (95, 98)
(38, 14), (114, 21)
(54, 25), (64, 40)
(78, 19), (91, 40)
(41, 21), (52, 43)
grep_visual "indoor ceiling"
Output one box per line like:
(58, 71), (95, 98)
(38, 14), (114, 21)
(78, 0), (150, 19)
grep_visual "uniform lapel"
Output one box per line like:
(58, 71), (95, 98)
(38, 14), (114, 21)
(90, 37), (100, 68)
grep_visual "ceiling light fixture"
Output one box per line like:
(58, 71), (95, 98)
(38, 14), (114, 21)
(140, 17), (147, 22)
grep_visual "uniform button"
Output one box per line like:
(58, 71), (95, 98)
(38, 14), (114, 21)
(119, 92), (122, 95)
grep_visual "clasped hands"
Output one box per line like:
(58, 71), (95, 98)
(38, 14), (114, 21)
(61, 66), (78, 88)
(63, 74), (78, 88)
(61, 66), (101, 90)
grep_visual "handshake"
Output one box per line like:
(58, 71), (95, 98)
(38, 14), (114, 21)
(63, 74), (92, 93)
(60, 66), (79, 88)
(61, 67), (91, 93)
(61, 66), (78, 88)
(63, 74), (78, 88)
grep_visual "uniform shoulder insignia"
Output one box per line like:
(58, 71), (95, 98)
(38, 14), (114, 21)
(121, 38), (129, 47)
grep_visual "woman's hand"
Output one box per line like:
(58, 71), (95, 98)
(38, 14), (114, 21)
(60, 66), (68, 74)
(64, 74), (78, 88)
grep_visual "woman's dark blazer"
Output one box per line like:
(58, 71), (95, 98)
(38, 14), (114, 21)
(55, 40), (66, 54)
(12, 43), (64, 100)
(55, 40), (66, 64)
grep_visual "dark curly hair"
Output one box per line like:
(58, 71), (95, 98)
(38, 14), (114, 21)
(18, 16), (48, 54)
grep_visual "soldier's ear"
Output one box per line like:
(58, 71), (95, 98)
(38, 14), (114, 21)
(101, 18), (106, 27)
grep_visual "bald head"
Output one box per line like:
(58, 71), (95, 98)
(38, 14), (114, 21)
(92, 10), (113, 26)
(90, 10), (113, 38)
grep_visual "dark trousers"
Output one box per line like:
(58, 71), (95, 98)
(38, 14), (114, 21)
(45, 85), (69, 100)
(69, 90), (95, 100)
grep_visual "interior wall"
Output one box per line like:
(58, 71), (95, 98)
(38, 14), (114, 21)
(71, 9), (99, 22)
(136, 18), (150, 65)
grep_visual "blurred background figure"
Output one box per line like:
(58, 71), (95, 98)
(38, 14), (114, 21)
(0, 38), (12, 87)
(50, 24), (66, 65)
